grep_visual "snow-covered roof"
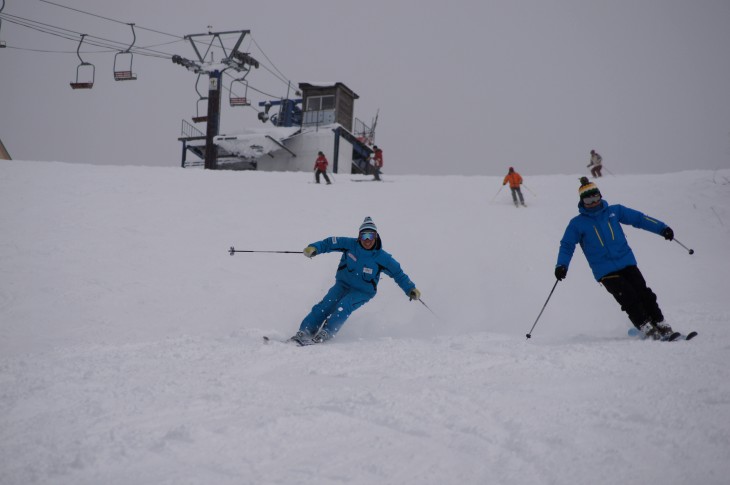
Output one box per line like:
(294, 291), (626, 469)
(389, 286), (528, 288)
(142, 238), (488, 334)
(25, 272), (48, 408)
(298, 82), (359, 99)
(214, 126), (300, 158)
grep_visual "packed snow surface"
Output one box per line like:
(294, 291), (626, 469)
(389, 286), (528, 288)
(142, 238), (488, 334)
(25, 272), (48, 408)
(1, 161), (729, 485)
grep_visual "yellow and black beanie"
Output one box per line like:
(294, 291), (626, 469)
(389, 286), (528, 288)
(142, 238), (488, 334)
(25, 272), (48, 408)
(578, 177), (601, 199)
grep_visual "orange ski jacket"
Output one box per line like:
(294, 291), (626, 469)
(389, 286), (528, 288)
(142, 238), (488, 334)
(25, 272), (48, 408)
(503, 171), (523, 189)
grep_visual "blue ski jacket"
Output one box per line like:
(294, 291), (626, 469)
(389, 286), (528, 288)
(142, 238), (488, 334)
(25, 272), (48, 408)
(557, 199), (668, 281)
(309, 236), (416, 296)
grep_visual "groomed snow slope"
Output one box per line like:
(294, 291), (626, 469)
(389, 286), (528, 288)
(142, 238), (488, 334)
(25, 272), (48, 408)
(1, 161), (729, 485)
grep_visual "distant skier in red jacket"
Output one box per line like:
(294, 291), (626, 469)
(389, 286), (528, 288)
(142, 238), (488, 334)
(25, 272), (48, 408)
(314, 151), (331, 184)
(372, 145), (383, 181)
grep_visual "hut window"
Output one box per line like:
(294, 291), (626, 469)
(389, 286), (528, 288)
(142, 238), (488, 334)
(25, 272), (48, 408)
(306, 95), (335, 111)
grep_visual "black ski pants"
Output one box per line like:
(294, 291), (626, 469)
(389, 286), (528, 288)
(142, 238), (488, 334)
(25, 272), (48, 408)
(600, 265), (664, 328)
(315, 169), (331, 184)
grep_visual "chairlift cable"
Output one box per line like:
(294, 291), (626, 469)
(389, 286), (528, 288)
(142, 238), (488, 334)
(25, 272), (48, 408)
(250, 35), (291, 85)
(1, 13), (176, 59)
(9, 3), (305, 102)
(38, 0), (182, 39)
(3, 37), (185, 54)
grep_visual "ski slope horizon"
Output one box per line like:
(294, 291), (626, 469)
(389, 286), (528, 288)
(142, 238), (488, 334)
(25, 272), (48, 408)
(1, 160), (729, 484)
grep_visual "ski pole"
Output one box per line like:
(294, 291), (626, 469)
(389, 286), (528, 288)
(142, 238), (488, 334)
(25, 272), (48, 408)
(229, 246), (302, 256)
(673, 238), (695, 255)
(525, 280), (559, 339)
(417, 298), (440, 319)
(522, 184), (537, 196)
(490, 185), (504, 202)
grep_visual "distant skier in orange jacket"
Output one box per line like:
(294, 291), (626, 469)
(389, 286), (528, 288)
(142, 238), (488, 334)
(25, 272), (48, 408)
(503, 167), (525, 207)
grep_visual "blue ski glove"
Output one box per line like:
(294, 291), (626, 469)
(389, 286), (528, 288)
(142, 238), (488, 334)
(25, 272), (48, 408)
(303, 246), (317, 258)
(408, 288), (421, 301)
(554, 265), (567, 281)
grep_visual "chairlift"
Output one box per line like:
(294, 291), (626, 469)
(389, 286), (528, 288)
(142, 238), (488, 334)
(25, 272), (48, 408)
(192, 98), (208, 123)
(0, 0), (6, 48)
(229, 78), (250, 107)
(70, 34), (95, 89)
(191, 74), (208, 123)
(113, 23), (137, 81)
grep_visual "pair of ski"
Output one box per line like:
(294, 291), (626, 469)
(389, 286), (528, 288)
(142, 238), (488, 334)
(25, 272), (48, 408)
(262, 335), (321, 346)
(627, 328), (698, 341)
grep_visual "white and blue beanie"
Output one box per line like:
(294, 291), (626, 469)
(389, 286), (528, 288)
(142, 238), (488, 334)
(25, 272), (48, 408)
(359, 216), (378, 234)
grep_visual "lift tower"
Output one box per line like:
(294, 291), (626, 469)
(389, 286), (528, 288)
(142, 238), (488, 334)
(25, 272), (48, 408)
(172, 30), (258, 169)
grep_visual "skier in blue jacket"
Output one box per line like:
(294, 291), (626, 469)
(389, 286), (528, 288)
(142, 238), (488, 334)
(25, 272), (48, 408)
(555, 178), (676, 340)
(292, 217), (421, 345)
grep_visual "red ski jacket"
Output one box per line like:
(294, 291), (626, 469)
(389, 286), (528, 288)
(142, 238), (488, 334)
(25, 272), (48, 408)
(314, 155), (329, 172)
(373, 149), (383, 168)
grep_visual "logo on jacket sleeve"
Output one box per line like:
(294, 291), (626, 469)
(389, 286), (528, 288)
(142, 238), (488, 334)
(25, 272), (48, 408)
(348, 253), (357, 262)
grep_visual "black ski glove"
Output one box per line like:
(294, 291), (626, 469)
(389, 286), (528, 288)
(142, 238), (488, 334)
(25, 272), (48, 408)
(554, 265), (567, 281)
(661, 227), (674, 241)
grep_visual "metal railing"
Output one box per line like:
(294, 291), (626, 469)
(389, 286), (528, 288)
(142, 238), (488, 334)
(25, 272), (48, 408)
(353, 118), (373, 145)
(180, 119), (205, 139)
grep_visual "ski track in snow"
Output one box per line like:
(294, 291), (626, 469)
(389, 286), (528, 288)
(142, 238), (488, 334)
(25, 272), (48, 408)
(1, 162), (730, 484)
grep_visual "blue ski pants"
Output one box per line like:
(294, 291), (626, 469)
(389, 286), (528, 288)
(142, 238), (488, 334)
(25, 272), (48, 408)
(299, 282), (374, 336)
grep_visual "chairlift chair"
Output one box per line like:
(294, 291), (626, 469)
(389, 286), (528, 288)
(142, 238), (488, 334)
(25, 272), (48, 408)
(229, 78), (250, 107)
(70, 34), (95, 89)
(192, 98), (208, 123)
(191, 74), (208, 123)
(113, 24), (137, 81)
(0, 0), (6, 47)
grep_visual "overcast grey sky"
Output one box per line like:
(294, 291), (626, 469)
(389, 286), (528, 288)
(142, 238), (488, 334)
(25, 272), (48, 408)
(2, 0), (729, 176)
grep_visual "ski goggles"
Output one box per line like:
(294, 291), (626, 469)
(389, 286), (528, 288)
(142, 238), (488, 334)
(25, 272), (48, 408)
(582, 192), (602, 205)
(359, 231), (376, 241)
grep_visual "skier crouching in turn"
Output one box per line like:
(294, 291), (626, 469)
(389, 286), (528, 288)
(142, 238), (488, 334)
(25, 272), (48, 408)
(554, 178), (676, 340)
(292, 217), (421, 345)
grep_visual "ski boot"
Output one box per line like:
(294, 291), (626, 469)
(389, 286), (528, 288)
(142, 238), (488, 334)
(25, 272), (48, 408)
(638, 321), (661, 340)
(312, 329), (332, 344)
(654, 321), (675, 340)
(290, 331), (313, 345)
